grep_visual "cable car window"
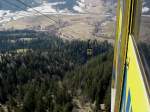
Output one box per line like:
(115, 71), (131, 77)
(138, 1), (150, 76)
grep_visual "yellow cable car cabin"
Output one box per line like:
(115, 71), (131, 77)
(111, 0), (150, 112)
(87, 39), (93, 57)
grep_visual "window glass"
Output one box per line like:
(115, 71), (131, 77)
(138, 1), (150, 76)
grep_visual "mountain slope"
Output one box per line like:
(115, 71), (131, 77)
(0, 31), (113, 112)
(0, 0), (41, 11)
(0, 0), (84, 12)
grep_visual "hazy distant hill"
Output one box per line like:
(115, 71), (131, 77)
(0, 0), (79, 12)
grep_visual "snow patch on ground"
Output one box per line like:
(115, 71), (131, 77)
(77, 1), (85, 8)
(80, 0), (85, 3)
(28, 1), (66, 13)
(28, 3), (57, 13)
(142, 7), (149, 13)
(73, 6), (84, 13)
(73, 0), (85, 13)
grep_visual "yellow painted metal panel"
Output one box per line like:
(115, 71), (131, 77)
(112, 1), (123, 80)
(111, 7), (123, 111)
(112, 0), (148, 112)
(126, 35), (150, 112)
(114, 0), (132, 111)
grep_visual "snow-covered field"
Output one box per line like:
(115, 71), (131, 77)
(0, 0), (86, 24)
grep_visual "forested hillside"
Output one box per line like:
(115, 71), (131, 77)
(64, 51), (113, 111)
(0, 31), (113, 112)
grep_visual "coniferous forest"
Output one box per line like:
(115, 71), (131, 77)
(0, 30), (113, 112)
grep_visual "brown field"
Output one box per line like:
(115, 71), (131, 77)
(0, 0), (115, 43)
